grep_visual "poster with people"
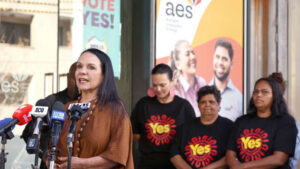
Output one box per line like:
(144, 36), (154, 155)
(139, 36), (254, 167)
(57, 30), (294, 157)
(155, 0), (244, 121)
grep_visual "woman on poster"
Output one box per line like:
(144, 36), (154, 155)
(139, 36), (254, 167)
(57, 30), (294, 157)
(169, 40), (206, 118)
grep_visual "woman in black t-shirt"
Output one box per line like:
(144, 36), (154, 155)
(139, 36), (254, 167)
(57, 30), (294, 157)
(131, 64), (195, 169)
(226, 77), (297, 169)
(170, 85), (233, 169)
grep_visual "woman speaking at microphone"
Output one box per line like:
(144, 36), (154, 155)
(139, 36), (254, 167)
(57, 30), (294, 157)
(50, 48), (133, 169)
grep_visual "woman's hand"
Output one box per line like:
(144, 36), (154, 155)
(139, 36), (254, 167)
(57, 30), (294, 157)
(56, 156), (86, 169)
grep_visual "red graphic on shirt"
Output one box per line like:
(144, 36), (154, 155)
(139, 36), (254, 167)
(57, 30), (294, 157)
(237, 128), (269, 162)
(184, 136), (218, 168)
(145, 114), (176, 146)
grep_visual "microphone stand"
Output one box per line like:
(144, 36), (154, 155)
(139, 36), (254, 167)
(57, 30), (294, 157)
(67, 121), (76, 169)
(30, 119), (43, 169)
(49, 146), (58, 169)
(49, 122), (61, 169)
(30, 135), (40, 169)
(66, 106), (82, 169)
(0, 129), (14, 169)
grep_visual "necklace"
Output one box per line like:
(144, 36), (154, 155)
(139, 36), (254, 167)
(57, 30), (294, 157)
(73, 97), (97, 156)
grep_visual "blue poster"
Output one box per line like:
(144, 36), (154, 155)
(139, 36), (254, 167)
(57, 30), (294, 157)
(83, 0), (121, 77)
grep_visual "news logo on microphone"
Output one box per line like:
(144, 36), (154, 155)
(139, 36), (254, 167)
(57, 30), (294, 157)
(32, 106), (49, 116)
(68, 103), (90, 111)
(50, 110), (65, 124)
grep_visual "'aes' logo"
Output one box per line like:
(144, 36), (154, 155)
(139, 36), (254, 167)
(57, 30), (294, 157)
(165, 2), (193, 19)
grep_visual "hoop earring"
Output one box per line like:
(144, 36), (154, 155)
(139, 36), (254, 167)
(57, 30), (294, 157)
(147, 88), (155, 97)
(170, 88), (175, 97)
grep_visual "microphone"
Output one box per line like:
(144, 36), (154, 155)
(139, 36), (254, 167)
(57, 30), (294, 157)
(0, 118), (15, 139)
(26, 99), (51, 154)
(50, 101), (66, 148)
(0, 118), (14, 135)
(0, 104), (33, 134)
(68, 103), (90, 112)
(65, 105), (83, 169)
(49, 101), (65, 169)
(67, 105), (83, 144)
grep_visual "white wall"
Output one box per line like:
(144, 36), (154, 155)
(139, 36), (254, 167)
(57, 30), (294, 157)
(289, 0), (300, 122)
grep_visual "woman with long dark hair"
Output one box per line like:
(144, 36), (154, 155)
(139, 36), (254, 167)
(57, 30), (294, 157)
(52, 48), (133, 169)
(226, 77), (297, 169)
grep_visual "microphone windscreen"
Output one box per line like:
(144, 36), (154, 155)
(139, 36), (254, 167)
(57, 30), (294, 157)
(32, 99), (51, 123)
(50, 101), (66, 128)
(70, 105), (82, 114)
(12, 104), (33, 125)
(52, 101), (65, 112)
(35, 99), (51, 107)
(0, 118), (15, 135)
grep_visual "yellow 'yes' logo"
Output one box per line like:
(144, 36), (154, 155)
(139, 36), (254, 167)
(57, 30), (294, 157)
(190, 144), (211, 155)
(241, 136), (262, 149)
(149, 123), (170, 134)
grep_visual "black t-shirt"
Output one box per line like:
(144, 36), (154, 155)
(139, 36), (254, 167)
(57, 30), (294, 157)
(170, 116), (233, 169)
(227, 114), (297, 169)
(131, 96), (195, 154)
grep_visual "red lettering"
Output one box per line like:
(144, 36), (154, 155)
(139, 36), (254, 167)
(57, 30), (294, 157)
(101, 0), (106, 10)
(107, 0), (114, 11)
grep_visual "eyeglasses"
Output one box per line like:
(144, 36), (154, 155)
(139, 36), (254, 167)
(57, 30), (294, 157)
(253, 89), (271, 96)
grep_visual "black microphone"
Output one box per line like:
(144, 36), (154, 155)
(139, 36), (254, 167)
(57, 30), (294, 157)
(26, 99), (51, 154)
(50, 101), (66, 148)
(49, 101), (66, 169)
(67, 105), (82, 144)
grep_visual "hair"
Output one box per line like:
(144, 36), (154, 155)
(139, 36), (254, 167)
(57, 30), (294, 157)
(67, 62), (77, 99)
(268, 72), (286, 93)
(215, 39), (234, 61)
(68, 62), (77, 80)
(75, 48), (126, 116)
(169, 40), (189, 71)
(197, 85), (221, 103)
(151, 64), (173, 80)
(247, 77), (288, 117)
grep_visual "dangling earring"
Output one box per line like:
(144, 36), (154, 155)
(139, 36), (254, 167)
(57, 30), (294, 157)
(170, 88), (175, 97)
(147, 88), (155, 97)
(78, 89), (81, 95)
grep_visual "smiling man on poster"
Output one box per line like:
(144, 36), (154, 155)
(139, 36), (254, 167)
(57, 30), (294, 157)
(209, 39), (243, 122)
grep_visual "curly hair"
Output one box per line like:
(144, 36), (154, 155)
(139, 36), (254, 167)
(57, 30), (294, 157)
(197, 85), (221, 103)
(268, 72), (285, 93)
